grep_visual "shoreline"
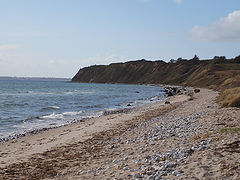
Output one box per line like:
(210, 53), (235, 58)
(0, 84), (167, 142)
(1, 88), (239, 179)
(0, 89), (188, 168)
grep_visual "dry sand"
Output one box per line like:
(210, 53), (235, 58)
(0, 88), (239, 179)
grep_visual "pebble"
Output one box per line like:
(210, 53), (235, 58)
(123, 167), (130, 170)
(92, 105), (211, 179)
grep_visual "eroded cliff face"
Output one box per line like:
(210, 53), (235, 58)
(72, 57), (240, 90)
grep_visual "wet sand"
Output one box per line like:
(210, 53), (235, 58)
(0, 88), (239, 179)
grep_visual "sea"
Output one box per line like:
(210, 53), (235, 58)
(0, 77), (165, 140)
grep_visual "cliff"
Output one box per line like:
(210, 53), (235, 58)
(72, 56), (240, 90)
(72, 56), (240, 107)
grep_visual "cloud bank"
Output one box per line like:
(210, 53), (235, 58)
(191, 10), (240, 42)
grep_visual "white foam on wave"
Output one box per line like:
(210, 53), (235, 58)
(79, 91), (95, 94)
(62, 110), (83, 116)
(41, 110), (84, 119)
(48, 106), (60, 109)
(64, 91), (73, 95)
(41, 113), (63, 119)
(104, 107), (118, 111)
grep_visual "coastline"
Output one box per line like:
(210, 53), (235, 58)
(0, 90), (186, 167)
(0, 88), (240, 179)
(0, 82), (165, 142)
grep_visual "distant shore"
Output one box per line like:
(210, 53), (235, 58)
(0, 88), (240, 179)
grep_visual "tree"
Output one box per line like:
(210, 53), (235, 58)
(169, 59), (176, 63)
(192, 54), (199, 60)
(177, 57), (183, 61)
(214, 56), (226, 60)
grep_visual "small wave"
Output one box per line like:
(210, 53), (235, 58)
(21, 116), (40, 123)
(41, 113), (63, 119)
(62, 111), (83, 116)
(41, 110), (83, 119)
(26, 91), (53, 95)
(32, 92), (53, 95)
(64, 91), (73, 95)
(79, 91), (95, 94)
(40, 106), (60, 111)
(3, 102), (28, 107)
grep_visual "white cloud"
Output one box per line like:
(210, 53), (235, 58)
(0, 44), (20, 51)
(191, 10), (240, 42)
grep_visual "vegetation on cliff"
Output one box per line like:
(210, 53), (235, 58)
(72, 55), (240, 107)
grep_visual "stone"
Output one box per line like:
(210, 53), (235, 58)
(165, 101), (170, 104)
(167, 91), (174, 96)
(145, 155), (152, 160)
(194, 89), (200, 93)
(134, 173), (142, 179)
(112, 159), (119, 163)
(98, 167), (103, 171)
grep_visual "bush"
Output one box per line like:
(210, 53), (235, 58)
(231, 96), (240, 107)
(218, 87), (240, 108)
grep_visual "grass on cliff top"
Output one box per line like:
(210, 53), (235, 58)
(218, 87), (240, 107)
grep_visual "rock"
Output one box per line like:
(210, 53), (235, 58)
(145, 155), (152, 160)
(134, 173), (142, 179)
(177, 89), (182, 94)
(146, 171), (155, 175)
(112, 159), (119, 163)
(194, 89), (200, 93)
(167, 91), (174, 96)
(172, 170), (182, 176)
(109, 145), (119, 149)
(185, 148), (194, 155)
(92, 154), (97, 158)
(165, 101), (170, 104)
(129, 152), (134, 155)
(166, 162), (177, 169)
(127, 104), (132, 107)
(148, 175), (156, 180)
(97, 167), (103, 171)
(127, 174), (133, 178)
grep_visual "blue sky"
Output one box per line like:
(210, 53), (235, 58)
(0, 0), (240, 77)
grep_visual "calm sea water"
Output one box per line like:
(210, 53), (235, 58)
(0, 78), (165, 140)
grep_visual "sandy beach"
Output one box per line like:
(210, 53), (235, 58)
(0, 88), (239, 179)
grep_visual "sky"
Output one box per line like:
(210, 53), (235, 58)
(0, 0), (240, 78)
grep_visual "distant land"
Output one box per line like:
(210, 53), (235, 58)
(0, 77), (70, 81)
(72, 55), (240, 107)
